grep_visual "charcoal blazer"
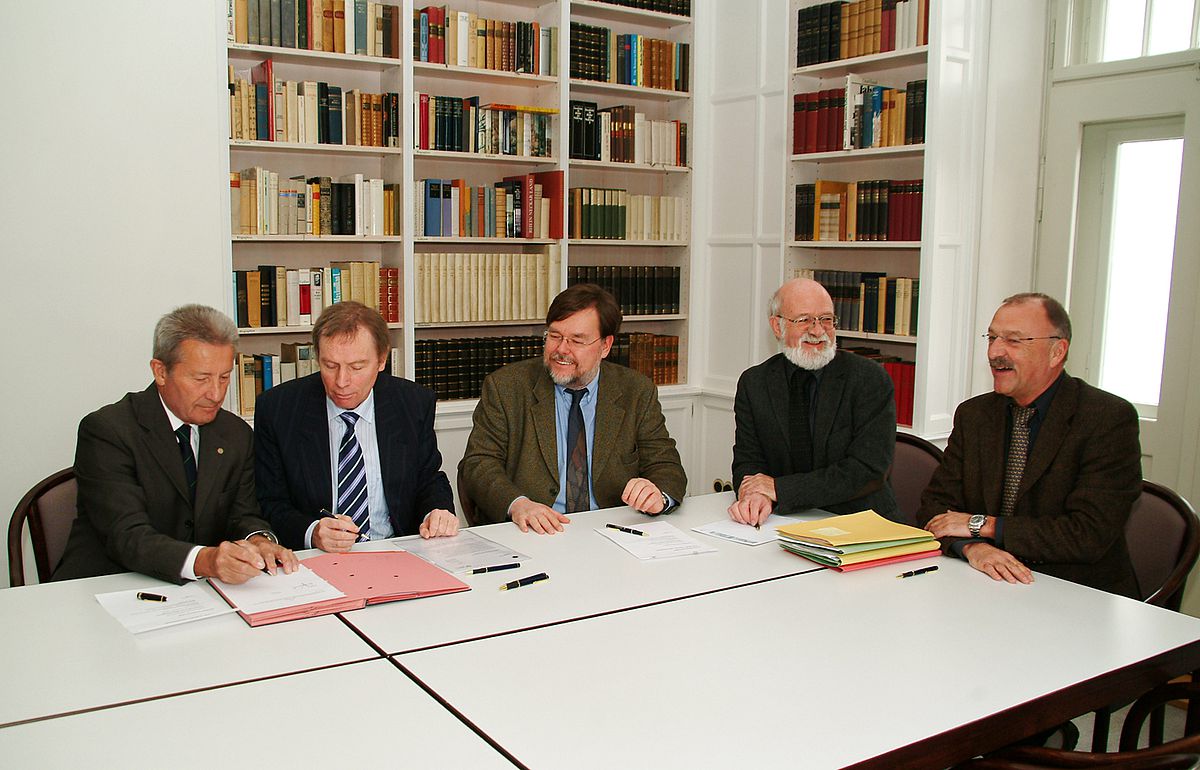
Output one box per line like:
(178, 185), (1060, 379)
(917, 374), (1141, 596)
(53, 384), (270, 584)
(733, 351), (898, 519)
(459, 358), (687, 524)
(253, 372), (454, 549)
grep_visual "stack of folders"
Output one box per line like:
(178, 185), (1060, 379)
(775, 510), (940, 572)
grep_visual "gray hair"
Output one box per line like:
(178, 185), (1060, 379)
(153, 304), (238, 368)
(1001, 292), (1072, 342)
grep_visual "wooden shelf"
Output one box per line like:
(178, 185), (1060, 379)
(227, 43), (401, 71)
(413, 149), (559, 166)
(569, 239), (688, 247)
(570, 0), (692, 28)
(570, 159), (690, 173)
(413, 62), (558, 86)
(233, 235), (403, 242)
(239, 322), (403, 336)
(792, 46), (928, 78)
(790, 240), (921, 249)
(230, 139), (402, 156)
(837, 330), (917, 345)
(624, 313), (686, 322)
(415, 236), (558, 245)
(790, 144), (925, 162)
(569, 78), (689, 101)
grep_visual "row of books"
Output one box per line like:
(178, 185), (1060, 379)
(845, 348), (917, 427)
(227, 0), (402, 58)
(569, 23), (691, 92)
(414, 95), (555, 157)
(229, 62), (400, 147)
(233, 262), (400, 329)
(796, 268), (919, 337)
(414, 250), (563, 325)
(415, 171), (564, 239)
(567, 265), (681, 316)
(792, 77), (925, 154)
(413, 7), (558, 76)
(233, 169), (400, 237)
(237, 345), (405, 416)
(569, 189), (685, 242)
(795, 0), (929, 67)
(794, 179), (922, 242)
(568, 102), (689, 166)
(591, 0), (690, 16)
(414, 333), (680, 400)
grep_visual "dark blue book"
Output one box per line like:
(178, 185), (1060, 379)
(254, 83), (270, 140)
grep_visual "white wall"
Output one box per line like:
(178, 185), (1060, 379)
(1, 2), (231, 585)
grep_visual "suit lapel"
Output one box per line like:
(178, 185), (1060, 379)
(300, 379), (333, 507)
(766, 356), (792, 454)
(373, 379), (403, 514)
(811, 354), (847, 463)
(980, 394), (1008, 516)
(194, 418), (231, 517)
(1017, 376), (1078, 504)
(133, 385), (192, 505)
(591, 365), (624, 482)
(532, 370), (559, 478)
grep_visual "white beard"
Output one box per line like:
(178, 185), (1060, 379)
(781, 333), (836, 371)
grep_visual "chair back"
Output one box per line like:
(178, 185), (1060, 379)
(7, 468), (77, 587)
(890, 432), (944, 527)
(456, 470), (482, 528)
(1126, 480), (1200, 609)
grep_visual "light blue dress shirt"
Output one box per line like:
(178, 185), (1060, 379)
(552, 370), (601, 513)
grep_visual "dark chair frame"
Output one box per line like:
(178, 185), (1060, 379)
(1134, 480), (1200, 610)
(890, 431), (945, 526)
(8, 468), (77, 587)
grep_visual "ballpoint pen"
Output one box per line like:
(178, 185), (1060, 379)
(471, 563), (521, 574)
(499, 572), (550, 591)
(136, 592), (168, 602)
(896, 565), (939, 579)
(319, 507), (367, 542)
(606, 523), (647, 537)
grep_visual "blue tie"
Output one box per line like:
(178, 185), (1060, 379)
(336, 412), (370, 538)
(565, 388), (589, 513)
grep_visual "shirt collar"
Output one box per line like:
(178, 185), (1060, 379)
(158, 393), (192, 433)
(326, 389), (376, 425)
(554, 366), (602, 402)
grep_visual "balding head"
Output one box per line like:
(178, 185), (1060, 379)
(769, 278), (837, 371)
(768, 278), (834, 319)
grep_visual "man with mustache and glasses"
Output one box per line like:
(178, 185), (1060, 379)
(918, 293), (1141, 596)
(460, 284), (686, 533)
(729, 278), (899, 526)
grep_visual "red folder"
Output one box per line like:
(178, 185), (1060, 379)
(831, 551), (941, 573)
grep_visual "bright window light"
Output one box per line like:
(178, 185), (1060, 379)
(1102, 0), (1148, 61)
(1147, 0), (1195, 55)
(1097, 137), (1183, 408)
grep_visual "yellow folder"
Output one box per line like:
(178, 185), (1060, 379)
(774, 509), (934, 548)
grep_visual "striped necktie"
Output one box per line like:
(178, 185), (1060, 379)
(175, 424), (196, 504)
(336, 411), (370, 538)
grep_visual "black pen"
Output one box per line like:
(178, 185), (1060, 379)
(471, 563), (521, 574)
(499, 572), (550, 591)
(136, 592), (168, 602)
(319, 507), (367, 542)
(606, 523), (647, 537)
(896, 565), (939, 579)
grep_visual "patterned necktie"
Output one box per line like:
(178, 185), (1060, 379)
(175, 424), (197, 504)
(565, 387), (590, 513)
(336, 411), (370, 538)
(1000, 405), (1036, 517)
(789, 369), (814, 474)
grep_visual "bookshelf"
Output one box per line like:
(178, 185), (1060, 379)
(785, 0), (988, 437)
(224, 0), (696, 415)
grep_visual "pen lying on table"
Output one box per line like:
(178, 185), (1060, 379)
(499, 572), (550, 591)
(470, 563), (521, 574)
(606, 523), (646, 537)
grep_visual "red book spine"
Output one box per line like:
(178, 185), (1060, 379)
(804, 92), (819, 153)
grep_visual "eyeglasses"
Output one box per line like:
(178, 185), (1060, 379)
(543, 330), (602, 348)
(775, 314), (838, 330)
(981, 333), (1064, 347)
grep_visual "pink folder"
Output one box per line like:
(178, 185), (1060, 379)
(831, 551), (942, 573)
(216, 550), (470, 627)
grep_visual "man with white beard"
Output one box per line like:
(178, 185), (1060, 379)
(728, 278), (899, 526)
(460, 283), (687, 533)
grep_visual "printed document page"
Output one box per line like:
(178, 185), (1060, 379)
(95, 581), (236, 634)
(595, 521), (718, 560)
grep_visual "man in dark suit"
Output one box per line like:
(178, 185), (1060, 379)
(460, 284), (687, 534)
(54, 305), (297, 584)
(729, 278), (898, 526)
(254, 301), (456, 551)
(919, 293), (1141, 596)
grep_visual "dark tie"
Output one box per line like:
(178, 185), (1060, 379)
(789, 369), (814, 474)
(336, 411), (371, 538)
(175, 424), (197, 504)
(1000, 406), (1036, 517)
(565, 387), (590, 513)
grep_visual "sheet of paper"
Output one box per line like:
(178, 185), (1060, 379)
(95, 582), (237, 634)
(210, 565), (345, 613)
(393, 530), (528, 573)
(595, 521), (718, 560)
(692, 513), (821, 546)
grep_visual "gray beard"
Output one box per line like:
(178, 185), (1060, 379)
(782, 339), (835, 371)
(546, 357), (601, 388)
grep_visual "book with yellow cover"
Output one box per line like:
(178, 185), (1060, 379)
(774, 509), (934, 548)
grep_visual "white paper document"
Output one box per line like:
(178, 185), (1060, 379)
(210, 565), (345, 613)
(691, 510), (831, 546)
(95, 582), (237, 634)
(595, 521), (718, 560)
(394, 530), (528, 573)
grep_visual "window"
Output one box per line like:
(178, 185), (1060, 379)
(1067, 0), (1199, 65)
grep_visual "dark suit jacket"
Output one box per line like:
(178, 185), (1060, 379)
(53, 384), (270, 584)
(459, 359), (687, 524)
(917, 375), (1141, 597)
(254, 372), (454, 549)
(733, 351), (898, 519)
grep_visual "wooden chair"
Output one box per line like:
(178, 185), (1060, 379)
(456, 470), (482, 527)
(7, 468), (77, 586)
(889, 432), (944, 526)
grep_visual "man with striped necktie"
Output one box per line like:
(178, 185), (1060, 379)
(254, 302), (457, 551)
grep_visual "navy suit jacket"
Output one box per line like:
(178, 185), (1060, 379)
(253, 372), (454, 549)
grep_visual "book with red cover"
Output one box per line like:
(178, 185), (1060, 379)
(531, 170), (564, 239)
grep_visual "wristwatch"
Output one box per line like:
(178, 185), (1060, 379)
(245, 529), (279, 544)
(967, 515), (987, 539)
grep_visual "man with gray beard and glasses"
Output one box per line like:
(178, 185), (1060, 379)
(728, 278), (898, 526)
(460, 284), (686, 534)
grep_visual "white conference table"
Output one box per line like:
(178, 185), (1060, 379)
(0, 572), (377, 728)
(341, 491), (826, 653)
(0, 659), (515, 769)
(393, 558), (1200, 770)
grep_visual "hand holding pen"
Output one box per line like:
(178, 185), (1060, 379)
(313, 508), (366, 553)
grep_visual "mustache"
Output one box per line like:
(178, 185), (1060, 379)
(989, 356), (1014, 368)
